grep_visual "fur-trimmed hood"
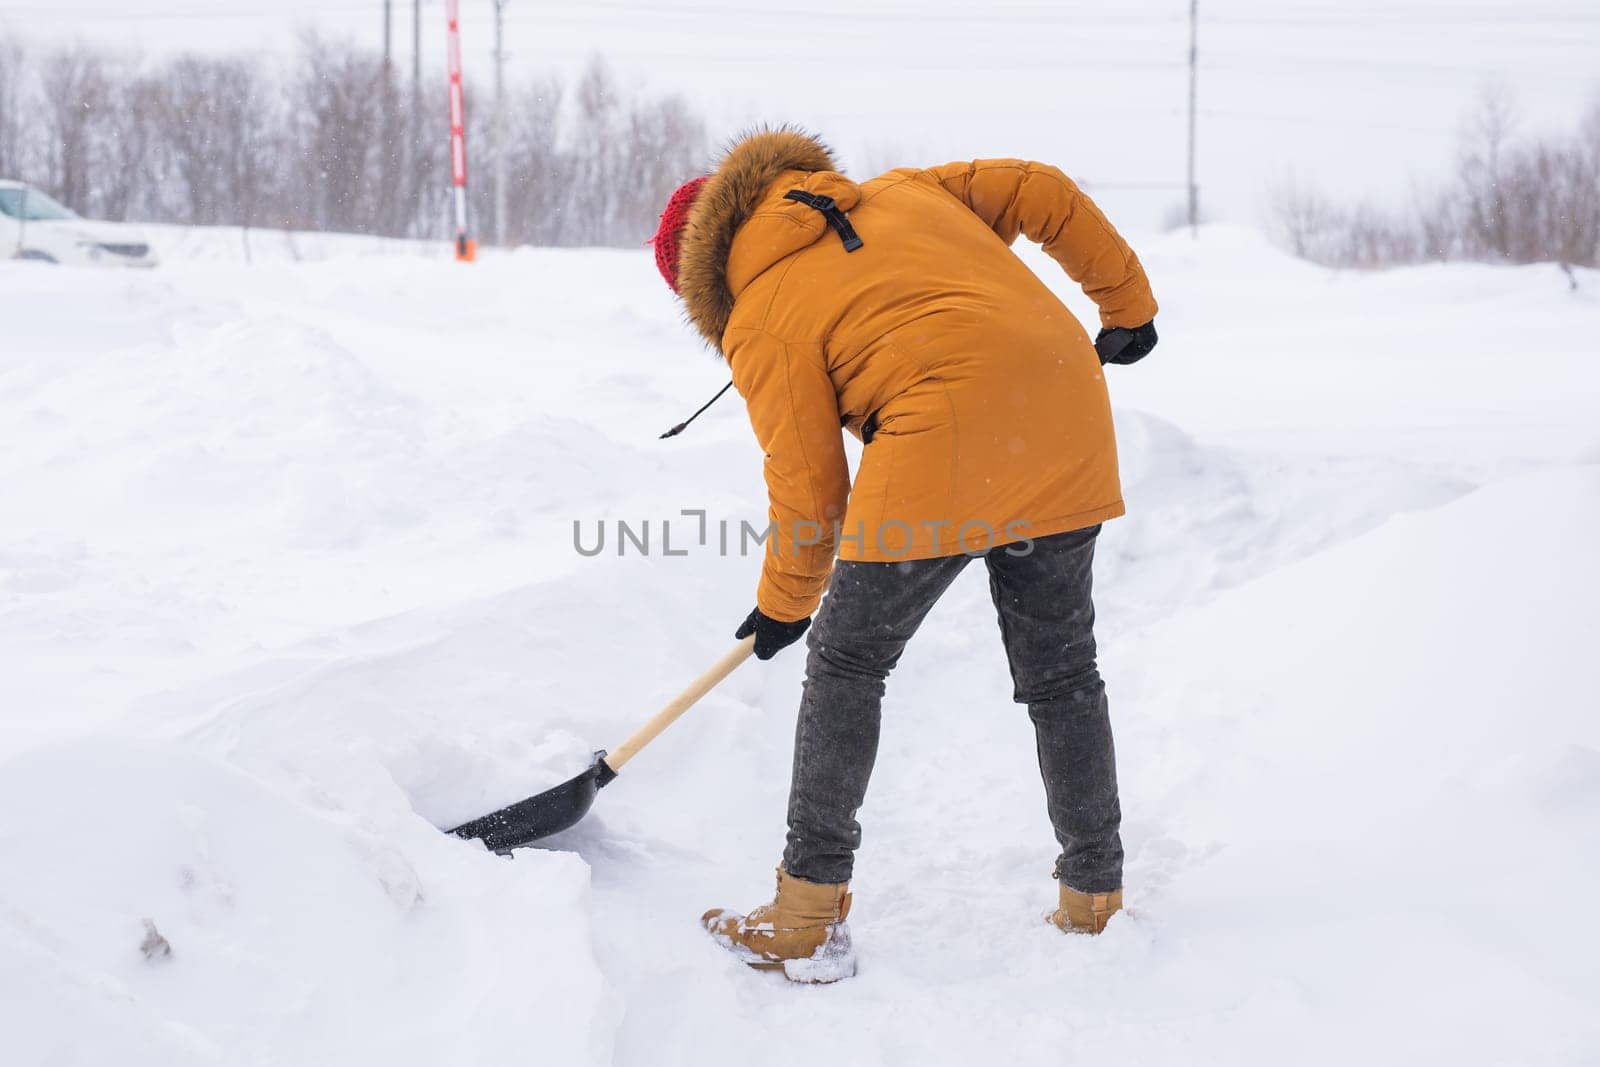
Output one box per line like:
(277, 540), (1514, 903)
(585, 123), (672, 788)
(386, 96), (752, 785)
(675, 128), (843, 354)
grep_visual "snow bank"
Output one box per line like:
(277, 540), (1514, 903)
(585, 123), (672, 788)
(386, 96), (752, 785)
(1101, 467), (1600, 1063)
(142, 224), (448, 264)
(0, 739), (615, 1067)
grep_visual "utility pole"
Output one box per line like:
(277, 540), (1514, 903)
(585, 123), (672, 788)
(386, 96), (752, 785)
(412, 0), (421, 111)
(411, 0), (422, 214)
(1186, 0), (1199, 238)
(493, 0), (508, 246)
(382, 0), (392, 73)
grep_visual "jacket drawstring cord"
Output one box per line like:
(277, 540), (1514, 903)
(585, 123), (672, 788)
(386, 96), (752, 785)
(660, 379), (735, 438)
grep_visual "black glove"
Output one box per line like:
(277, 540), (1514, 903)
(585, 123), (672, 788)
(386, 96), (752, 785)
(735, 607), (812, 661)
(1094, 320), (1158, 365)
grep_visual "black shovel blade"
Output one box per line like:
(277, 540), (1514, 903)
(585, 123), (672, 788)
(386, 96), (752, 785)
(449, 752), (617, 853)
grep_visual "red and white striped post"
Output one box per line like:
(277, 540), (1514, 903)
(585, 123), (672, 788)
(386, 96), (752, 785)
(445, 0), (475, 261)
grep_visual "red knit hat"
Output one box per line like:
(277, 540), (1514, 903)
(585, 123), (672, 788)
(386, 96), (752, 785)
(651, 175), (709, 293)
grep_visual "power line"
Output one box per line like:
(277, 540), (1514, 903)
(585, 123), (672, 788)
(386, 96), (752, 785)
(4, 2), (1592, 80)
(493, 0), (1600, 26)
(8, 0), (1600, 21)
(4, 2), (383, 21)
(494, 0), (1600, 27)
(1199, 108), (1457, 136)
(541, 1), (1179, 24)
(1204, 53), (1600, 82)
(8, 1), (1599, 30)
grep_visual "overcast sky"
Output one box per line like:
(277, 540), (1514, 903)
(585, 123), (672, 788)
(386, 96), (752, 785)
(3, 0), (1597, 229)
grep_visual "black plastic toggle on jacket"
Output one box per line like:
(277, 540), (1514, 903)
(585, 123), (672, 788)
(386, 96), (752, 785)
(784, 189), (864, 252)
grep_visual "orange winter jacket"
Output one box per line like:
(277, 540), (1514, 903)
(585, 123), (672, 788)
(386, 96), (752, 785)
(675, 130), (1158, 622)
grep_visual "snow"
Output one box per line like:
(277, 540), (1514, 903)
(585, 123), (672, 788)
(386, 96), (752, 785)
(2, 226), (1598, 1064)
(0, 741), (615, 1067)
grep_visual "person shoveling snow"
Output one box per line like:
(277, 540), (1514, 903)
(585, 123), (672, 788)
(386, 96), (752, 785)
(648, 128), (1159, 982)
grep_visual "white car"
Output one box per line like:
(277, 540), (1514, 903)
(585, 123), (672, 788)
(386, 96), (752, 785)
(0, 180), (158, 268)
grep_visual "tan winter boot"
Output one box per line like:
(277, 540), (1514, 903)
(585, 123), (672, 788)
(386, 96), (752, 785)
(1050, 884), (1123, 934)
(701, 867), (856, 984)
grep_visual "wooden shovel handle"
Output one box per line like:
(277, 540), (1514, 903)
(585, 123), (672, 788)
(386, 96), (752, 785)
(603, 635), (757, 773)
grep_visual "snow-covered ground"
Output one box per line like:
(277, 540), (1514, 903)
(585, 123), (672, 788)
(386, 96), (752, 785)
(2, 226), (1597, 1065)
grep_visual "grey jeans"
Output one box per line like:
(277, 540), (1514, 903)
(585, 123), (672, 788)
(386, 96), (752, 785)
(782, 525), (1123, 893)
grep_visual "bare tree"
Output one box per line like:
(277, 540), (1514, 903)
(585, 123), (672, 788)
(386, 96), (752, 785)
(500, 80), (564, 245)
(0, 36), (30, 180)
(291, 37), (390, 232)
(4, 38), (708, 246)
(157, 56), (279, 226)
(95, 71), (162, 221)
(38, 46), (110, 212)
(623, 93), (707, 243)
(563, 59), (625, 245)
(1458, 83), (1519, 261)
(472, 60), (709, 248)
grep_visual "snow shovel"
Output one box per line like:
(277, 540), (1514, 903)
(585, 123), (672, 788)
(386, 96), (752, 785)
(450, 635), (756, 852)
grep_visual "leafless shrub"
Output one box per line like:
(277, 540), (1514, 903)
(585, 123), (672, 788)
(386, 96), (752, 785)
(1159, 198), (1210, 234)
(1273, 87), (1600, 269)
